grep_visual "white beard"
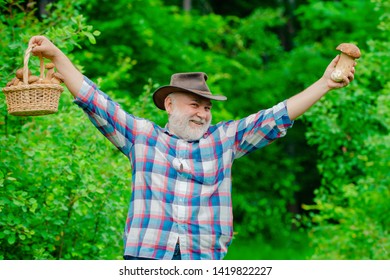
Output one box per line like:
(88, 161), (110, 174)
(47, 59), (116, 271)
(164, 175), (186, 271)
(168, 107), (211, 141)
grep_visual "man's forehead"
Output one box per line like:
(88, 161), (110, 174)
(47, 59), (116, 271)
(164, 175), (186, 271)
(174, 92), (212, 105)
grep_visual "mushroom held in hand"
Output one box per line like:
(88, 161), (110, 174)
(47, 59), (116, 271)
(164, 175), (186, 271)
(331, 43), (361, 82)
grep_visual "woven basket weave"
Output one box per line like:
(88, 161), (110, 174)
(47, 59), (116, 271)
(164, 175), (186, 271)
(2, 45), (63, 116)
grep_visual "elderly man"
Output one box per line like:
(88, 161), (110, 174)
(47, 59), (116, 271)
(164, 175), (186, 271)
(28, 36), (355, 260)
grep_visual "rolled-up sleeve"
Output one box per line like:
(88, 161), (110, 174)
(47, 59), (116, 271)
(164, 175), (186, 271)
(232, 100), (294, 159)
(73, 76), (151, 157)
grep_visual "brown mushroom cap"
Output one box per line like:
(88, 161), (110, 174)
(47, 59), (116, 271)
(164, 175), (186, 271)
(45, 62), (55, 69)
(53, 72), (65, 82)
(28, 75), (40, 84)
(16, 69), (24, 79)
(336, 43), (361, 58)
(16, 68), (32, 79)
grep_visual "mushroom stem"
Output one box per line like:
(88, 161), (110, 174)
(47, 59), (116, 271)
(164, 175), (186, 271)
(45, 63), (55, 80)
(13, 78), (21, 86)
(331, 53), (355, 82)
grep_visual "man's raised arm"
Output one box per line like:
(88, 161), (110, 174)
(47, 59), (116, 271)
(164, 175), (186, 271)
(286, 55), (355, 121)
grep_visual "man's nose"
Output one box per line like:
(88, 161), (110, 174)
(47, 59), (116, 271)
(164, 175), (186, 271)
(196, 108), (207, 119)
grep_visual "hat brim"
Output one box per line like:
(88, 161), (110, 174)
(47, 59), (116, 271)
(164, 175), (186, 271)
(153, 85), (227, 110)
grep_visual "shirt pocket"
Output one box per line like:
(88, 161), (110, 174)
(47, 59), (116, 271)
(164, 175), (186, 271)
(191, 158), (223, 186)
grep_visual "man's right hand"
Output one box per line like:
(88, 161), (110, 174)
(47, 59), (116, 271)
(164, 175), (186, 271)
(29, 36), (62, 61)
(28, 35), (84, 98)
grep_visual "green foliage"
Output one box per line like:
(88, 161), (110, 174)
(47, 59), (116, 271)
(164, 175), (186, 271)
(0, 99), (131, 259)
(225, 233), (313, 260)
(0, 0), (130, 260)
(295, 0), (382, 48)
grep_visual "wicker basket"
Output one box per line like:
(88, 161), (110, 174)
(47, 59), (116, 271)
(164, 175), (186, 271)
(2, 45), (64, 116)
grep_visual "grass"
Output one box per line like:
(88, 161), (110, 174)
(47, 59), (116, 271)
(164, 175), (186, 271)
(224, 232), (313, 260)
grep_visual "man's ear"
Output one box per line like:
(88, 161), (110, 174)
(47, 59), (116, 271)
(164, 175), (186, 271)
(164, 96), (173, 114)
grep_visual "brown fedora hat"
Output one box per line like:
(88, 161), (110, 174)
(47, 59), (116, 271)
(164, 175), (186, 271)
(152, 72), (227, 110)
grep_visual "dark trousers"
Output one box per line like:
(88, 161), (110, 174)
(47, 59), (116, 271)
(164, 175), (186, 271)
(124, 243), (181, 260)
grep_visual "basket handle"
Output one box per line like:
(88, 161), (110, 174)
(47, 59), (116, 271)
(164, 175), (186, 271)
(23, 44), (45, 85)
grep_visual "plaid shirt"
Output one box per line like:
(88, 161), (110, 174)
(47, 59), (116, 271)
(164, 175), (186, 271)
(74, 76), (293, 260)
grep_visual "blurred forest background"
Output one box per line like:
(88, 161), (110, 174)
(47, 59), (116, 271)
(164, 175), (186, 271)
(0, 0), (389, 260)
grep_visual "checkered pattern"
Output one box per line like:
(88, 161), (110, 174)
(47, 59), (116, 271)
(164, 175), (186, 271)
(74, 76), (293, 259)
